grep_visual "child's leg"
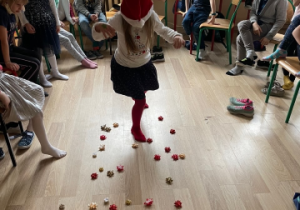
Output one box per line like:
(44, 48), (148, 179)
(31, 112), (67, 158)
(192, 8), (210, 50)
(46, 53), (69, 80)
(95, 13), (107, 50)
(292, 25), (300, 45)
(131, 98), (147, 142)
(182, 6), (194, 39)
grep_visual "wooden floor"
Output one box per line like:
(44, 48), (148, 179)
(1, 40), (300, 210)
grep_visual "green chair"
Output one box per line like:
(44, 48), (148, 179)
(156, 0), (168, 48)
(265, 57), (300, 123)
(196, 0), (242, 64)
(266, 0), (295, 77)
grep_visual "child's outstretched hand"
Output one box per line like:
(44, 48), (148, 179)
(173, 36), (185, 49)
(95, 23), (116, 39)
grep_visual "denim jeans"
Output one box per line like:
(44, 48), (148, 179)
(172, 0), (186, 13)
(182, 5), (210, 49)
(280, 15), (300, 50)
(78, 11), (106, 49)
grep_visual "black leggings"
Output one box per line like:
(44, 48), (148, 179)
(282, 40), (298, 82)
(0, 45), (41, 83)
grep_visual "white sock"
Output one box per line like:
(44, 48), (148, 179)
(246, 50), (257, 60)
(31, 112), (67, 158)
(226, 65), (243, 76)
(198, 49), (207, 60)
(39, 66), (52, 87)
(47, 54), (69, 80)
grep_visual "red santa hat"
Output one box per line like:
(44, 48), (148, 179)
(120, 0), (153, 28)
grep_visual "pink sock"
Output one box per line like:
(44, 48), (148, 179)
(86, 58), (97, 65)
(81, 59), (97, 69)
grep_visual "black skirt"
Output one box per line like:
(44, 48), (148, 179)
(111, 57), (159, 99)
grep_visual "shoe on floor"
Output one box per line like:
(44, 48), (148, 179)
(227, 105), (254, 117)
(151, 53), (165, 63)
(230, 97), (253, 106)
(18, 130), (35, 149)
(198, 49), (207, 60)
(256, 60), (275, 70)
(85, 51), (97, 60)
(261, 85), (285, 97)
(0, 148), (5, 160)
(264, 80), (282, 88)
(237, 57), (255, 67)
(151, 46), (163, 55)
(93, 50), (104, 59)
(282, 81), (294, 90)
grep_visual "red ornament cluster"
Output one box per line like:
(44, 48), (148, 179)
(144, 198), (153, 206)
(172, 154), (179, 161)
(165, 147), (171, 153)
(147, 138), (153, 143)
(154, 154), (161, 161)
(109, 204), (117, 210)
(117, 165), (124, 172)
(158, 116), (164, 121)
(170, 129), (176, 134)
(174, 200), (182, 208)
(100, 135), (106, 140)
(91, 173), (98, 180)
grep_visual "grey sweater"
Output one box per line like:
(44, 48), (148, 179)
(74, 0), (102, 17)
(250, 0), (287, 40)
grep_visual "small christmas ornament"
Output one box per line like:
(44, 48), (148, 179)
(59, 204), (65, 210)
(172, 154), (179, 161)
(117, 165), (124, 172)
(92, 153), (97, 158)
(165, 147), (171, 153)
(132, 144), (139, 148)
(91, 173), (98, 180)
(179, 154), (185, 159)
(105, 127), (111, 132)
(104, 197), (109, 204)
(154, 154), (161, 161)
(125, 199), (132, 205)
(170, 129), (176, 134)
(99, 145), (105, 151)
(166, 177), (173, 184)
(113, 123), (119, 128)
(109, 204), (117, 210)
(107, 170), (114, 177)
(99, 167), (104, 172)
(88, 202), (98, 210)
(101, 124), (106, 131)
(147, 138), (153, 143)
(158, 116), (164, 121)
(100, 135), (106, 140)
(144, 198), (153, 206)
(174, 200), (182, 208)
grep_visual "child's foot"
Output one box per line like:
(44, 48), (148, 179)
(144, 103), (149, 109)
(40, 78), (53, 87)
(131, 127), (146, 142)
(246, 50), (257, 60)
(46, 73), (69, 80)
(198, 49), (207, 60)
(262, 49), (287, 61)
(41, 145), (67, 158)
(282, 75), (294, 90)
(226, 65), (244, 76)
(81, 59), (97, 69)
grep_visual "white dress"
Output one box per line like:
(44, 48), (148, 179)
(0, 72), (44, 122)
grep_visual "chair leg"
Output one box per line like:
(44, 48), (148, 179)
(105, 40), (108, 50)
(286, 80), (300, 123)
(157, 35), (160, 48)
(195, 29), (203, 61)
(267, 44), (278, 77)
(227, 30), (232, 65)
(190, 32), (193, 55)
(18, 121), (24, 133)
(44, 55), (51, 73)
(78, 25), (84, 51)
(265, 63), (279, 103)
(211, 31), (215, 51)
(70, 24), (75, 37)
(0, 115), (16, 167)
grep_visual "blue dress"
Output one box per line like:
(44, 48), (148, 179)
(23, 0), (60, 55)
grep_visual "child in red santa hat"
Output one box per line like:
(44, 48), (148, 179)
(92, 0), (184, 142)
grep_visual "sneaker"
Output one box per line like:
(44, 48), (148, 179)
(237, 57), (255, 67)
(230, 97), (253, 106)
(264, 80), (282, 88)
(256, 60), (275, 70)
(152, 46), (163, 55)
(245, 0), (252, 9)
(0, 148), (5, 160)
(151, 53), (165, 63)
(198, 49), (207, 60)
(261, 85), (285, 97)
(18, 131), (35, 149)
(227, 105), (254, 117)
(185, 40), (197, 50)
(93, 50), (104, 59)
(85, 51), (97, 60)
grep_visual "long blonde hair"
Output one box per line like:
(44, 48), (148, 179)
(122, 16), (154, 54)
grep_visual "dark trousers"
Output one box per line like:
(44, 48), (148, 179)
(282, 40), (299, 82)
(0, 46), (40, 83)
(280, 15), (300, 49)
